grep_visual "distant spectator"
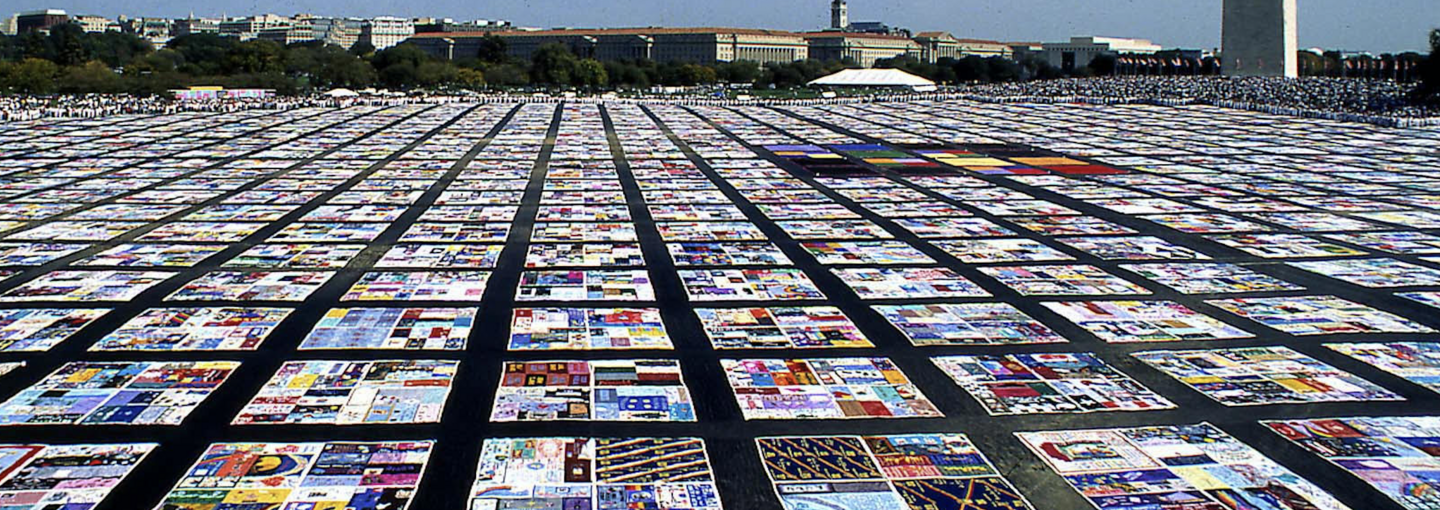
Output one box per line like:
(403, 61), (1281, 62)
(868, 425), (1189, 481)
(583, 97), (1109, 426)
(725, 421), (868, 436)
(4, 77), (1440, 126)
(957, 76), (1440, 119)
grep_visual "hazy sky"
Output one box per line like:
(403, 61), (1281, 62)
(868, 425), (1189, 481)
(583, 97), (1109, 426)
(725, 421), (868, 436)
(12, 0), (1438, 53)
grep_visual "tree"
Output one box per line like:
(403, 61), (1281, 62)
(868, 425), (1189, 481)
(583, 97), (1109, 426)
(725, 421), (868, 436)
(49, 23), (88, 67)
(476, 34), (508, 64)
(59, 61), (124, 93)
(415, 61), (458, 86)
(84, 31), (153, 68)
(167, 33), (237, 75)
(455, 67), (486, 89)
(485, 63), (529, 86)
(876, 55), (940, 82)
(283, 44), (322, 79)
(350, 40), (376, 57)
(224, 40), (286, 75)
(371, 43), (432, 88)
(131, 49), (182, 74)
(371, 43), (429, 70)
(17, 32), (51, 62)
(0, 58), (60, 93)
(1088, 54), (1117, 76)
(952, 55), (989, 82)
(1017, 56), (1063, 80)
(715, 60), (760, 84)
(315, 46), (377, 88)
(603, 61), (645, 88)
(756, 59), (849, 88)
(573, 59), (608, 87)
(678, 63), (717, 85)
(285, 44), (376, 89)
(987, 57), (1023, 82)
(931, 57), (959, 83)
(125, 68), (190, 95)
(0, 35), (19, 61)
(530, 43), (578, 86)
(378, 62), (418, 88)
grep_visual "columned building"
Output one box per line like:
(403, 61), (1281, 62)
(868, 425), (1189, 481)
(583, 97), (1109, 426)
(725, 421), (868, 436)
(360, 17), (415, 50)
(1041, 36), (1162, 73)
(913, 32), (1012, 63)
(805, 32), (921, 67)
(409, 28), (807, 64)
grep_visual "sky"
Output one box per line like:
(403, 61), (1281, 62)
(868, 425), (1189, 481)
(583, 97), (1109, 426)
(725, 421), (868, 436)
(11, 0), (1438, 53)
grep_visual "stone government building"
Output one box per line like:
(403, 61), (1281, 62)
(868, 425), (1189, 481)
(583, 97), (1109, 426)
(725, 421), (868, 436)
(409, 27), (1015, 66)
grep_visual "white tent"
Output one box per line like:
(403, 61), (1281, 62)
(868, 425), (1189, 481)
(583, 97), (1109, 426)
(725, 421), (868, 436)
(807, 69), (937, 92)
(323, 88), (360, 98)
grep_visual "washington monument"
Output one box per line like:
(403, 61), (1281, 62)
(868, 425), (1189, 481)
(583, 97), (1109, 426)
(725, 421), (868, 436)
(1222, 0), (1299, 77)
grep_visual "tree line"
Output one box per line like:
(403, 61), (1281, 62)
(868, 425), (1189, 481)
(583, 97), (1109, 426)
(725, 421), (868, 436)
(0, 25), (456, 95)
(4, 23), (1440, 96)
(875, 54), (1067, 83)
(0, 26), (862, 94)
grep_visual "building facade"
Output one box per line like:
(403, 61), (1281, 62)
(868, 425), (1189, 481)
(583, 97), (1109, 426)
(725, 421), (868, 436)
(409, 27), (807, 64)
(1008, 42), (1043, 62)
(848, 21), (909, 37)
(360, 17), (415, 50)
(654, 30), (809, 63)
(310, 18), (361, 49)
(172, 17), (220, 37)
(1041, 36), (1162, 73)
(72, 15), (120, 33)
(805, 31), (920, 67)
(120, 17), (173, 46)
(830, 0), (848, 31)
(257, 24), (314, 45)
(15, 10), (69, 34)
(487, 31), (652, 61)
(413, 18), (512, 34)
(219, 14), (290, 41)
(913, 32), (1011, 62)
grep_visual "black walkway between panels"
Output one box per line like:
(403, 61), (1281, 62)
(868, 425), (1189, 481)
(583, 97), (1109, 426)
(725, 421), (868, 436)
(0, 103), (495, 508)
(719, 103), (1440, 510)
(0, 101), (1434, 510)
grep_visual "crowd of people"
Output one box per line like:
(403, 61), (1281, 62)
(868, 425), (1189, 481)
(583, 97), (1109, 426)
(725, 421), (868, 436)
(957, 77), (1440, 126)
(0, 94), (467, 123)
(3, 77), (1439, 127)
(2, 95), (299, 122)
